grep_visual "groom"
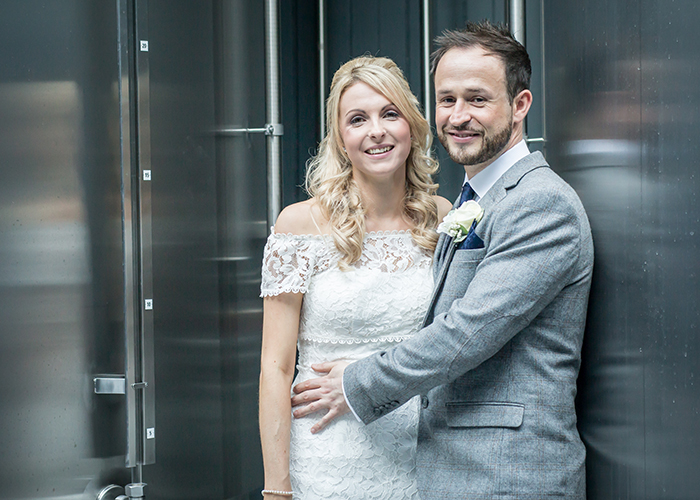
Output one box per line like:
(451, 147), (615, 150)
(292, 21), (592, 499)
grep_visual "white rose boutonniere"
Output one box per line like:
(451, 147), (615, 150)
(436, 200), (484, 243)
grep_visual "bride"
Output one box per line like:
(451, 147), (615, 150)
(258, 55), (452, 499)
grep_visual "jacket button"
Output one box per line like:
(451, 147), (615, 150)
(421, 396), (429, 409)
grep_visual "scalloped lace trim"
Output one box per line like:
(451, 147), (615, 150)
(262, 286), (307, 297)
(260, 229), (432, 297)
(270, 225), (414, 238)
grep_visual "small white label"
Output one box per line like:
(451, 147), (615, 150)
(146, 428), (155, 439)
(140, 40), (149, 51)
(144, 299), (153, 310)
(143, 170), (152, 181)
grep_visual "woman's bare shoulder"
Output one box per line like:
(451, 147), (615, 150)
(433, 195), (454, 220)
(274, 198), (329, 235)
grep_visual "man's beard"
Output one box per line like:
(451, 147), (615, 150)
(438, 122), (513, 166)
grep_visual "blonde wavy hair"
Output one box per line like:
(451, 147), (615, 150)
(305, 56), (440, 268)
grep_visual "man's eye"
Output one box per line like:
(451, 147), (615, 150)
(440, 97), (455, 104)
(472, 97), (486, 104)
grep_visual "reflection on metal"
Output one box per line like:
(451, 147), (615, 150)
(265, 0), (282, 224)
(319, 0), (327, 138)
(422, 0), (431, 122)
(95, 376), (127, 395)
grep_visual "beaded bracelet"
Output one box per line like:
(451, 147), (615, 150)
(261, 489), (293, 497)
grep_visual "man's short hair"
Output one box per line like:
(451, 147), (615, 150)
(430, 20), (532, 101)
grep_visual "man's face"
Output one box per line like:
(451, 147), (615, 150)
(434, 46), (516, 172)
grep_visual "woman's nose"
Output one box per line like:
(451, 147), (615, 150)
(368, 119), (386, 139)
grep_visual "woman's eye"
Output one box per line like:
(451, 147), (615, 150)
(349, 116), (365, 126)
(384, 110), (400, 120)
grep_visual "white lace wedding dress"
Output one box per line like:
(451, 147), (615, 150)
(261, 228), (434, 500)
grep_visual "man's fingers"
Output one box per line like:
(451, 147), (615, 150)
(310, 362), (334, 373)
(292, 401), (322, 419)
(310, 409), (337, 434)
(292, 377), (321, 395)
(291, 389), (321, 409)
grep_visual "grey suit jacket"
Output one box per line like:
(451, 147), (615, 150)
(344, 152), (593, 499)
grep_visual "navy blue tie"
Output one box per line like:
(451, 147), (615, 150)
(458, 182), (476, 206)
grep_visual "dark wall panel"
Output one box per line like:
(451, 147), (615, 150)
(279, 0), (319, 206)
(326, 0), (423, 99)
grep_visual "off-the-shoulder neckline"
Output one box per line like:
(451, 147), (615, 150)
(270, 226), (413, 238)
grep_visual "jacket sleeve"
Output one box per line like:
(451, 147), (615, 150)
(344, 183), (592, 424)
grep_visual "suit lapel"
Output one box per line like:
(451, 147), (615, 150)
(423, 152), (550, 327)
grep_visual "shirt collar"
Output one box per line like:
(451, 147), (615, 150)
(463, 140), (530, 200)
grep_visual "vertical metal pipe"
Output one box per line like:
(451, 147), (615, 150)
(509, 0), (528, 141)
(509, 0), (526, 47)
(319, 0), (326, 138)
(539, 0), (547, 152)
(422, 0), (431, 123)
(265, 0), (282, 224)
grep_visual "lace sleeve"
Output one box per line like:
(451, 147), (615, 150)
(260, 230), (323, 297)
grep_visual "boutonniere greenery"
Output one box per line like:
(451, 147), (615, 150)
(436, 200), (484, 243)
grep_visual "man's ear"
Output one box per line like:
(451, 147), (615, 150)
(512, 89), (533, 124)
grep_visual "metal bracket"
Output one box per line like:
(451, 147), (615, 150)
(264, 123), (284, 136)
(525, 137), (546, 145)
(125, 483), (146, 500)
(215, 123), (284, 136)
(94, 376), (126, 395)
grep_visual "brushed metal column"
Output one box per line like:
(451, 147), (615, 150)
(319, 0), (327, 138)
(116, 0), (155, 476)
(117, 0), (139, 472)
(134, 0), (156, 470)
(265, 0), (282, 223)
(422, 0), (432, 123)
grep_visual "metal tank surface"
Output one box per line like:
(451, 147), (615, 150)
(0, 1), (129, 497)
(542, 1), (700, 498)
(0, 1), (266, 499)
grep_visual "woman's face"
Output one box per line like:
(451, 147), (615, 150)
(338, 82), (411, 184)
